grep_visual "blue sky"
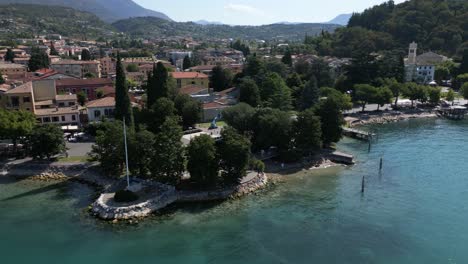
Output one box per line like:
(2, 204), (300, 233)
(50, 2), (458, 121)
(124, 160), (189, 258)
(133, 0), (408, 25)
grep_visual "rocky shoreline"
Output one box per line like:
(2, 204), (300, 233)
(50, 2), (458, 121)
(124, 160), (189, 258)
(346, 110), (437, 127)
(91, 172), (268, 221)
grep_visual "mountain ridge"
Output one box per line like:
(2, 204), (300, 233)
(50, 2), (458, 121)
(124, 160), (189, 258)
(0, 0), (171, 22)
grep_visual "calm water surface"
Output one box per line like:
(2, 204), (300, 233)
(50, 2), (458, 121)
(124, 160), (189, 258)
(1, 118), (468, 263)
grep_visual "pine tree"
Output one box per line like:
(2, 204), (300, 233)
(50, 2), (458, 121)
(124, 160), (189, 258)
(49, 42), (59, 56)
(300, 77), (320, 110)
(459, 49), (468, 75)
(281, 49), (293, 66)
(28, 47), (50, 71)
(114, 53), (132, 124)
(5, 48), (15, 63)
(154, 62), (169, 99)
(183, 55), (192, 70)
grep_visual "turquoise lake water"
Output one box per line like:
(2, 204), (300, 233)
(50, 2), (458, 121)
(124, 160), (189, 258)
(1, 118), (468, 263)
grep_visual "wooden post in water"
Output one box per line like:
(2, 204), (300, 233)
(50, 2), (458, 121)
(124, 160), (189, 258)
(361, 176), (365, 193)
(368, 141), (371, 153)
(379, 157), (383, 171)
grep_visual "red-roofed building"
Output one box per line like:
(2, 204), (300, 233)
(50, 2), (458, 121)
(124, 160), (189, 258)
(55, 78), (114, 101)
(170, 72), (209, 89)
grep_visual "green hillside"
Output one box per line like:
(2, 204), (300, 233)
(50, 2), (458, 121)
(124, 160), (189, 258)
(0, 4), (115, 39)
(312, 0), (468, 58)
(112, 17), (340, 41)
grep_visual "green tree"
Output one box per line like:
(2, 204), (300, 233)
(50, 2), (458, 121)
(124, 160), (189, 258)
(128, 129), (155, 178)
(151, 62), (170, 103)
(374, 87), (393, 110)
(446, 89), (455, 106)
(403, 83), (428, 107)
(90, 121), (125, 177)
(260, 73), (292, 111)
(210, 66), (233, 92)
(428, 87), (441, 105)
(281, 49), (293, 66)
(0, 110), (36, 149)
(187, 134), (219, 189)
(0, 71), (4, 84)
(460, 83), (468, 100)
(84, 72), (96, 78)
(300, 77), (320, 110)
(174, 94), (202, 128)
(183, 55), (192, 70)
(77, 91), (87, 106)
(148, 97), (177, 133)
(218, 127), (251, 185)
(5, 48), (15, 62)
(151, 117), (185, 185)
(320, 87), (353, 110)
(314, 95), (344, 146)
(238, 78), (261, 107)
(222, 103), (256, 134)
(294, 108), (322, 155)
(81, 49), (92, 61)
(114, 53), (132, 124)
(434, 66), (450, 84)
(126, 63), (139, 72)
(49, 42), (59, 56)
(353, 84), (378, 112)
(243, 55), (265, 77)
(28, 47), (50, 71)
(29, 124), (65, 159)
(252, 108), (292, 151)
(459, 49), (468, 75)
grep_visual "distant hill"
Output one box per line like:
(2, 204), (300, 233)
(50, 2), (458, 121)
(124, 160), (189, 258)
(327, 14), (352, 25)
(0, 4), (114, 39)
(346, 0), (468, 57)
(0, 0), (171, 22)
(113, 17), (341, 41)
(194, 20), (223, 26)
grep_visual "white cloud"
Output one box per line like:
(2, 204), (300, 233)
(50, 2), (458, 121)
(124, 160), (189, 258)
(224, 3), (263, 15)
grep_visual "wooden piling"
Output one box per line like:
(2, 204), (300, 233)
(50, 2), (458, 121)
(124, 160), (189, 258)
(361, 176), (365, 193)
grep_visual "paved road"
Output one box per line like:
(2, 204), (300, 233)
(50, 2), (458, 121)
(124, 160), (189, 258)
(66, 142), (93, 157)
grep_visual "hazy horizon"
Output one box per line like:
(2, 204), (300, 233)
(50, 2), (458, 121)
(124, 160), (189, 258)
(133, 0), (408, 25)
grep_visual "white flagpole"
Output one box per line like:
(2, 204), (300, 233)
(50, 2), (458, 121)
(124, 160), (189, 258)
(123, 117), (130, 188)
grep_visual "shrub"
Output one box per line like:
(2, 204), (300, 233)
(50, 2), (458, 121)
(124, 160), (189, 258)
(114, 190), (139, 203)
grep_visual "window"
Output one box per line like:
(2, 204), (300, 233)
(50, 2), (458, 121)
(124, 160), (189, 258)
(59, 102), (65, 107)
(72, 115), (76, 121)
(61, 116), (65, 122)
(94, 110), (101, 118)
(43, 117), (51, 123)
(23, 96), (30, 103)
(11, 96), (19, 107)
(52, 116), (59, 122)
(69, 102), (75, 106)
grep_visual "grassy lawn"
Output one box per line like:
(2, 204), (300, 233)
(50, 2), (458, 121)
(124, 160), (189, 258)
(57, 156), (90, 163)
(196, 121), (226, 129)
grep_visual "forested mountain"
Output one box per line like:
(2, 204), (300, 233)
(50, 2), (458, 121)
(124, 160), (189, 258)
(0, 4), (114, 39)
(311, 0), (468, 58)
(112, 17), (340, 41)
(0, 0), (171, 22)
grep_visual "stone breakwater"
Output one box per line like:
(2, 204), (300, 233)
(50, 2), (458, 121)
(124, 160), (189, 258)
(91, 173), (268, 220)
(347, 111), (436, 127)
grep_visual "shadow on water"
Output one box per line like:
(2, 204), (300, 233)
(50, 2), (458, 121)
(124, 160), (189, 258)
(0, 181), (68, 202)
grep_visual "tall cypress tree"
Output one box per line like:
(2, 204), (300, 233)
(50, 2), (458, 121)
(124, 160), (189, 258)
(49, 42), (59, 56)
(154, 62), (169, 99)
(459, 49), (468, 75)
(114, 53), (132, 124)
(5, 48), (15, 62)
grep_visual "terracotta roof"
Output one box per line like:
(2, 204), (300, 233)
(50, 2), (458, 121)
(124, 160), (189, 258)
(4, 82), (32, 94)
(180, 85), (209, 95)
(56, 78), (113, 87)
(86, 97), (115, 108)
(35, 107), (80, 116)
(97, 86), (115, 96)
(171, 72), (209, 79)
(203, 102), (230, 110)
(52, 60), (100, 65)
(189, 65), (215, 71)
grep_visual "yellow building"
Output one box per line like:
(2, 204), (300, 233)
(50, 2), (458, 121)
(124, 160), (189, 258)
(171, 72), (209, 89)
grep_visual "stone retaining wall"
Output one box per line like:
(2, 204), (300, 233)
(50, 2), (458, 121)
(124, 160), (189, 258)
(91, 173), (268, 220)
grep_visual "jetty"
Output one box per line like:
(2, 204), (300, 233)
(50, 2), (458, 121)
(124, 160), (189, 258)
(436, 106), (467, 120)
(342, 127), (376, 141)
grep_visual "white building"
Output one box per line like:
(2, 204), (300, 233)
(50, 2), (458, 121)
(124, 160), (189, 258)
(86, 97), (115, 122)
(405, 42), (448, 84)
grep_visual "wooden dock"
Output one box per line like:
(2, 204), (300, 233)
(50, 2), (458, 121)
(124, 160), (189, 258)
(436, 106), (467, 120)
(342, 127), (375, 141)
